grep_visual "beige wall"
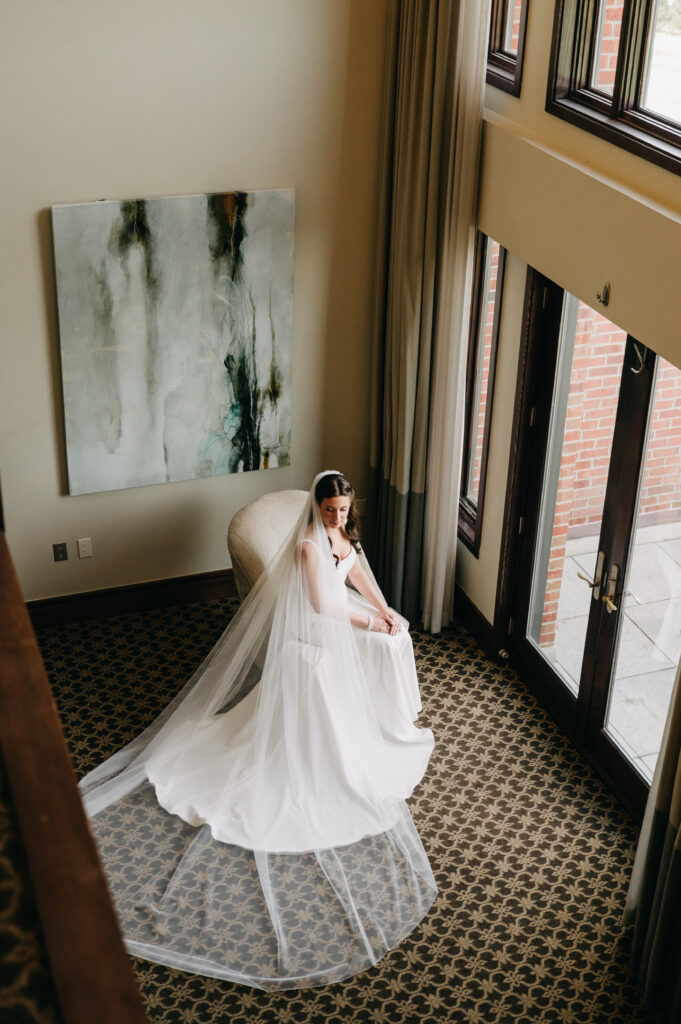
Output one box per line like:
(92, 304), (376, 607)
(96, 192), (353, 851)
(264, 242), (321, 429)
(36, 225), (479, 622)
(457, 1), (681, 628)
(0, 0), (388, 601)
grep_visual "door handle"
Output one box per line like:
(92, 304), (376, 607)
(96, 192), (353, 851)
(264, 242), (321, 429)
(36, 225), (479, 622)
(630, 342), (647, 375)
(577, 550), (605, 600)
(601, 563), (619, 614)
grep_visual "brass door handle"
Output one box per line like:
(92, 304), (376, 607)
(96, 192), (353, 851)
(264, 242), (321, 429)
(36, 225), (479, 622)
(602, 563), (620, 614)
(577, 551), (605, 600)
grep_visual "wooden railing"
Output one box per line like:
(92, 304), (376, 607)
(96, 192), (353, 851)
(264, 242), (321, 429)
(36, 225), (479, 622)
(0, 514), (148, 1023)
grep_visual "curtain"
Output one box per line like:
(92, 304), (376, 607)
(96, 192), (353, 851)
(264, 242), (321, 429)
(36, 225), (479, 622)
(623, 656), (681, 1019)
(368, 0), (489, 632)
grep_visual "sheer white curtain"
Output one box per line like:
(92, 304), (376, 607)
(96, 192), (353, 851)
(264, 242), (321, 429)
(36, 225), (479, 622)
(369, 0), (490, 634)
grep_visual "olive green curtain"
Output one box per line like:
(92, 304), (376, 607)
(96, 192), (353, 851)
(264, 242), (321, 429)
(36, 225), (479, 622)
(368, 0), (489, 631)
(624, 655), (681, 1019)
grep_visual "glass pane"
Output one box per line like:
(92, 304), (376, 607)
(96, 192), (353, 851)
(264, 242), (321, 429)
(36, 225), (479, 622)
(527, 297), (627, 696)
(502, 0), (524, 56)
(640, 0), (681, 126)
(591, 0), (624, 95)
(604, 356), (681, 782)
(466, 239), (502, 503)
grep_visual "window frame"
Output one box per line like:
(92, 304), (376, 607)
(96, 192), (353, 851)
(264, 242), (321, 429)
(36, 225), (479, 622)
(458, 232), (507, 557)
(546, 0), (681, 176)
(487, 0), (531, 96)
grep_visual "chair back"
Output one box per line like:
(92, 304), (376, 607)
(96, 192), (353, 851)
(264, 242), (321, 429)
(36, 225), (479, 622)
(227, 489), (308, 600)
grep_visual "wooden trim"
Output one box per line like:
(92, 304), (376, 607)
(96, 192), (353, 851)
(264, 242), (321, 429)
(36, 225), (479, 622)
(459, 232), (487, 555)
(461, 231), (487, 495)
(457, 497), (478, 552)
(493, 269), (653, 823)
(582, 337), (656, 814)
(615, 0), (653, 112)
(487, 0), (531, 96)
(0, 532), (148, 1024)
(504, 636), (641, 822)
(458, 235), (507, 558)
(453, 583), (497, 659)
(28, 568), (237, 628)
(546, 0), (681, 176)
(546, 92), (681, 174)
(492, 268), (565, 653)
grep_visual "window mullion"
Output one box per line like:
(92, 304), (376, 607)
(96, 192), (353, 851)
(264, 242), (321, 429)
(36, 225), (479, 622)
(583, 0), (604, 90)
(487, 0), (530, 96)
(575, 0), (601, 90)
(615, 0), (653, 113)
(498, 0), (511, 53)
(488, 0), (507, 55)
(461, 232), (488, 517)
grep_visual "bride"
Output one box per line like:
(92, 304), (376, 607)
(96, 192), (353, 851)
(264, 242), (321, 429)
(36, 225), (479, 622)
(79, 470), (437, 990)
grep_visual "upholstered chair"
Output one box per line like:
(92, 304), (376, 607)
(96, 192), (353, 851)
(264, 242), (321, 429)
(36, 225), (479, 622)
(227, 489), (309, 600)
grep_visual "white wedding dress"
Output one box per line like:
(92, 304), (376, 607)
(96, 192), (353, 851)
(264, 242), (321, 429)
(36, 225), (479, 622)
(79, 473), (437, 990)
(146, 540), (433, 853)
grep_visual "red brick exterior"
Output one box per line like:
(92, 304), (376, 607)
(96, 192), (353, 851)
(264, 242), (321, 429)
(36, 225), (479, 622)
(593, 0), (624, 93)
(505, 0), (523, 53)
(539, 303), (681, 646)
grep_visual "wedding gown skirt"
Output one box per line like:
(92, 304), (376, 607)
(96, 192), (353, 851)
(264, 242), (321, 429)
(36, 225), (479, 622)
(146, 546), (433, 852)
(81, 544), (436, 989)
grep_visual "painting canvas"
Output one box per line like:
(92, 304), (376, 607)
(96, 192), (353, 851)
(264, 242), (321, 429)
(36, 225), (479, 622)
(51, 189), (295, 495)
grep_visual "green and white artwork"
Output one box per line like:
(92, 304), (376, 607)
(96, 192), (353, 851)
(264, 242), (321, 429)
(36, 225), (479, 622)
(52, 189), (294, 495)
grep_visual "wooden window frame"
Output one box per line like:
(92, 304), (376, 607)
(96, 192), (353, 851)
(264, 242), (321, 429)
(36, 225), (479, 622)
(547, 0), (681, 176)
(458, 232), (507, 557)
(487, 0), (531, 96)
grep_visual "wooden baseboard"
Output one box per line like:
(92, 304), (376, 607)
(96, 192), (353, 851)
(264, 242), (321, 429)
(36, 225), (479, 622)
(453, 584), (497, 658)
(27, 568), (237, 628)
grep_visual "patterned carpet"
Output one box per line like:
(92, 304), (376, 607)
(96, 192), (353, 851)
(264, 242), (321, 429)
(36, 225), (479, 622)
(28, 598), (663, 1024)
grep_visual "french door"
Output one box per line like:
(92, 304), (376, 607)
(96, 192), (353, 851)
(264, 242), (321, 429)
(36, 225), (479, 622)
(505, 273), (681, 820)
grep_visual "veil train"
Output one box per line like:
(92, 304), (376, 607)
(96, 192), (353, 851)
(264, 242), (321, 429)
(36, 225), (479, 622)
(79, 471), (437, 990)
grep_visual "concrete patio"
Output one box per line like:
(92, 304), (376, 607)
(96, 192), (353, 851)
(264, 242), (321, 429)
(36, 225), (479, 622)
(541, 519), (681, 782)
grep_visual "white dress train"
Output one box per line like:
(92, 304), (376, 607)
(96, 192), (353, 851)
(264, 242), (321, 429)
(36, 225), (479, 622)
(79, 475), (437, 990)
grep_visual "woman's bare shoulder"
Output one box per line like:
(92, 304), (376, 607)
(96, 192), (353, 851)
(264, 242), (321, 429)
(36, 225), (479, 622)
(298, 527), (319, 557)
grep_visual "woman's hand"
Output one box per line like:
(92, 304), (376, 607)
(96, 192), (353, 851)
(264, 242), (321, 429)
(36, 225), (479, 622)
(371, 611), (401, 636)
(384, 609), (402, 632)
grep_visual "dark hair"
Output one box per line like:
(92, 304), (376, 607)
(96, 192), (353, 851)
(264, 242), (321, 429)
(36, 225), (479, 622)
(314, 472), (361, 562)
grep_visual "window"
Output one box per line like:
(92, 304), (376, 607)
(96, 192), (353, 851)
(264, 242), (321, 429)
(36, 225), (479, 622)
(487, 0), (531, 96)
(458, 233), (506, 556)
(547, 0), (681, 175)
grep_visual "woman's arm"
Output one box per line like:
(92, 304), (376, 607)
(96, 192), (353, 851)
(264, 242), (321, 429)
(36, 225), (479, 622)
(347, 559), (402, 635)
(298, 542), (378, 632)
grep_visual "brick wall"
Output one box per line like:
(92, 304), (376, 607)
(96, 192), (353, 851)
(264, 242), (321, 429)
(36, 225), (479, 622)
(505, 0), (523, 53)
(539, 303), (681, 646)
(593, 0), (624, 93)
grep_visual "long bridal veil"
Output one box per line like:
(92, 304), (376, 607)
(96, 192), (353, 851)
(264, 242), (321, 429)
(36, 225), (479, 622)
(79, 471), (437, 990)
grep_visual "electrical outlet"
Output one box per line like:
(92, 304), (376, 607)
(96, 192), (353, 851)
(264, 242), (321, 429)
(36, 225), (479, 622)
(53, 542), (68, 562)
(77, 537), (93, 559)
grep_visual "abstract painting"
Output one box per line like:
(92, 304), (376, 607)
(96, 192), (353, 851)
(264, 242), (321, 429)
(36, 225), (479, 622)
(51, 189), (295, 495)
